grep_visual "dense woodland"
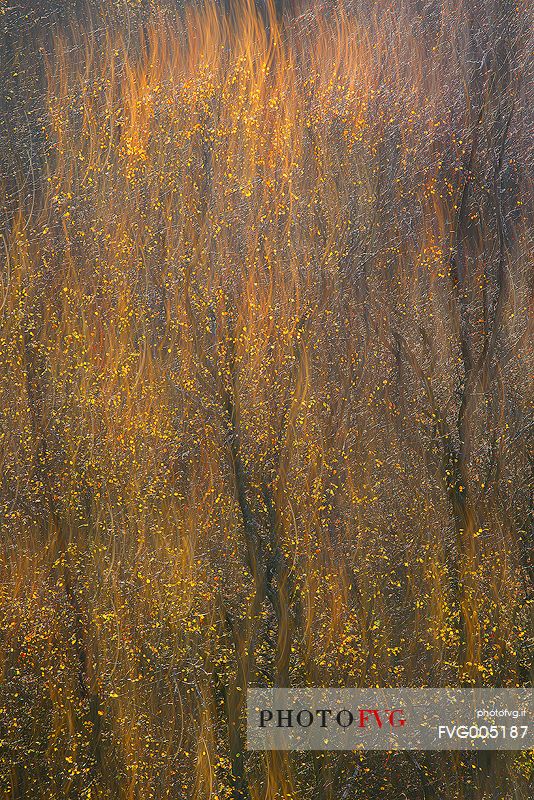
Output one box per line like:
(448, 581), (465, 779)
(0, 1), (532, 798)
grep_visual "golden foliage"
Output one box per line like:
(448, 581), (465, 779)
(0, 1), (531, 798)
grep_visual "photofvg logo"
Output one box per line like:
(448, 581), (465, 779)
(247, 689), (533, 751)
(259, 707), (406, 730)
